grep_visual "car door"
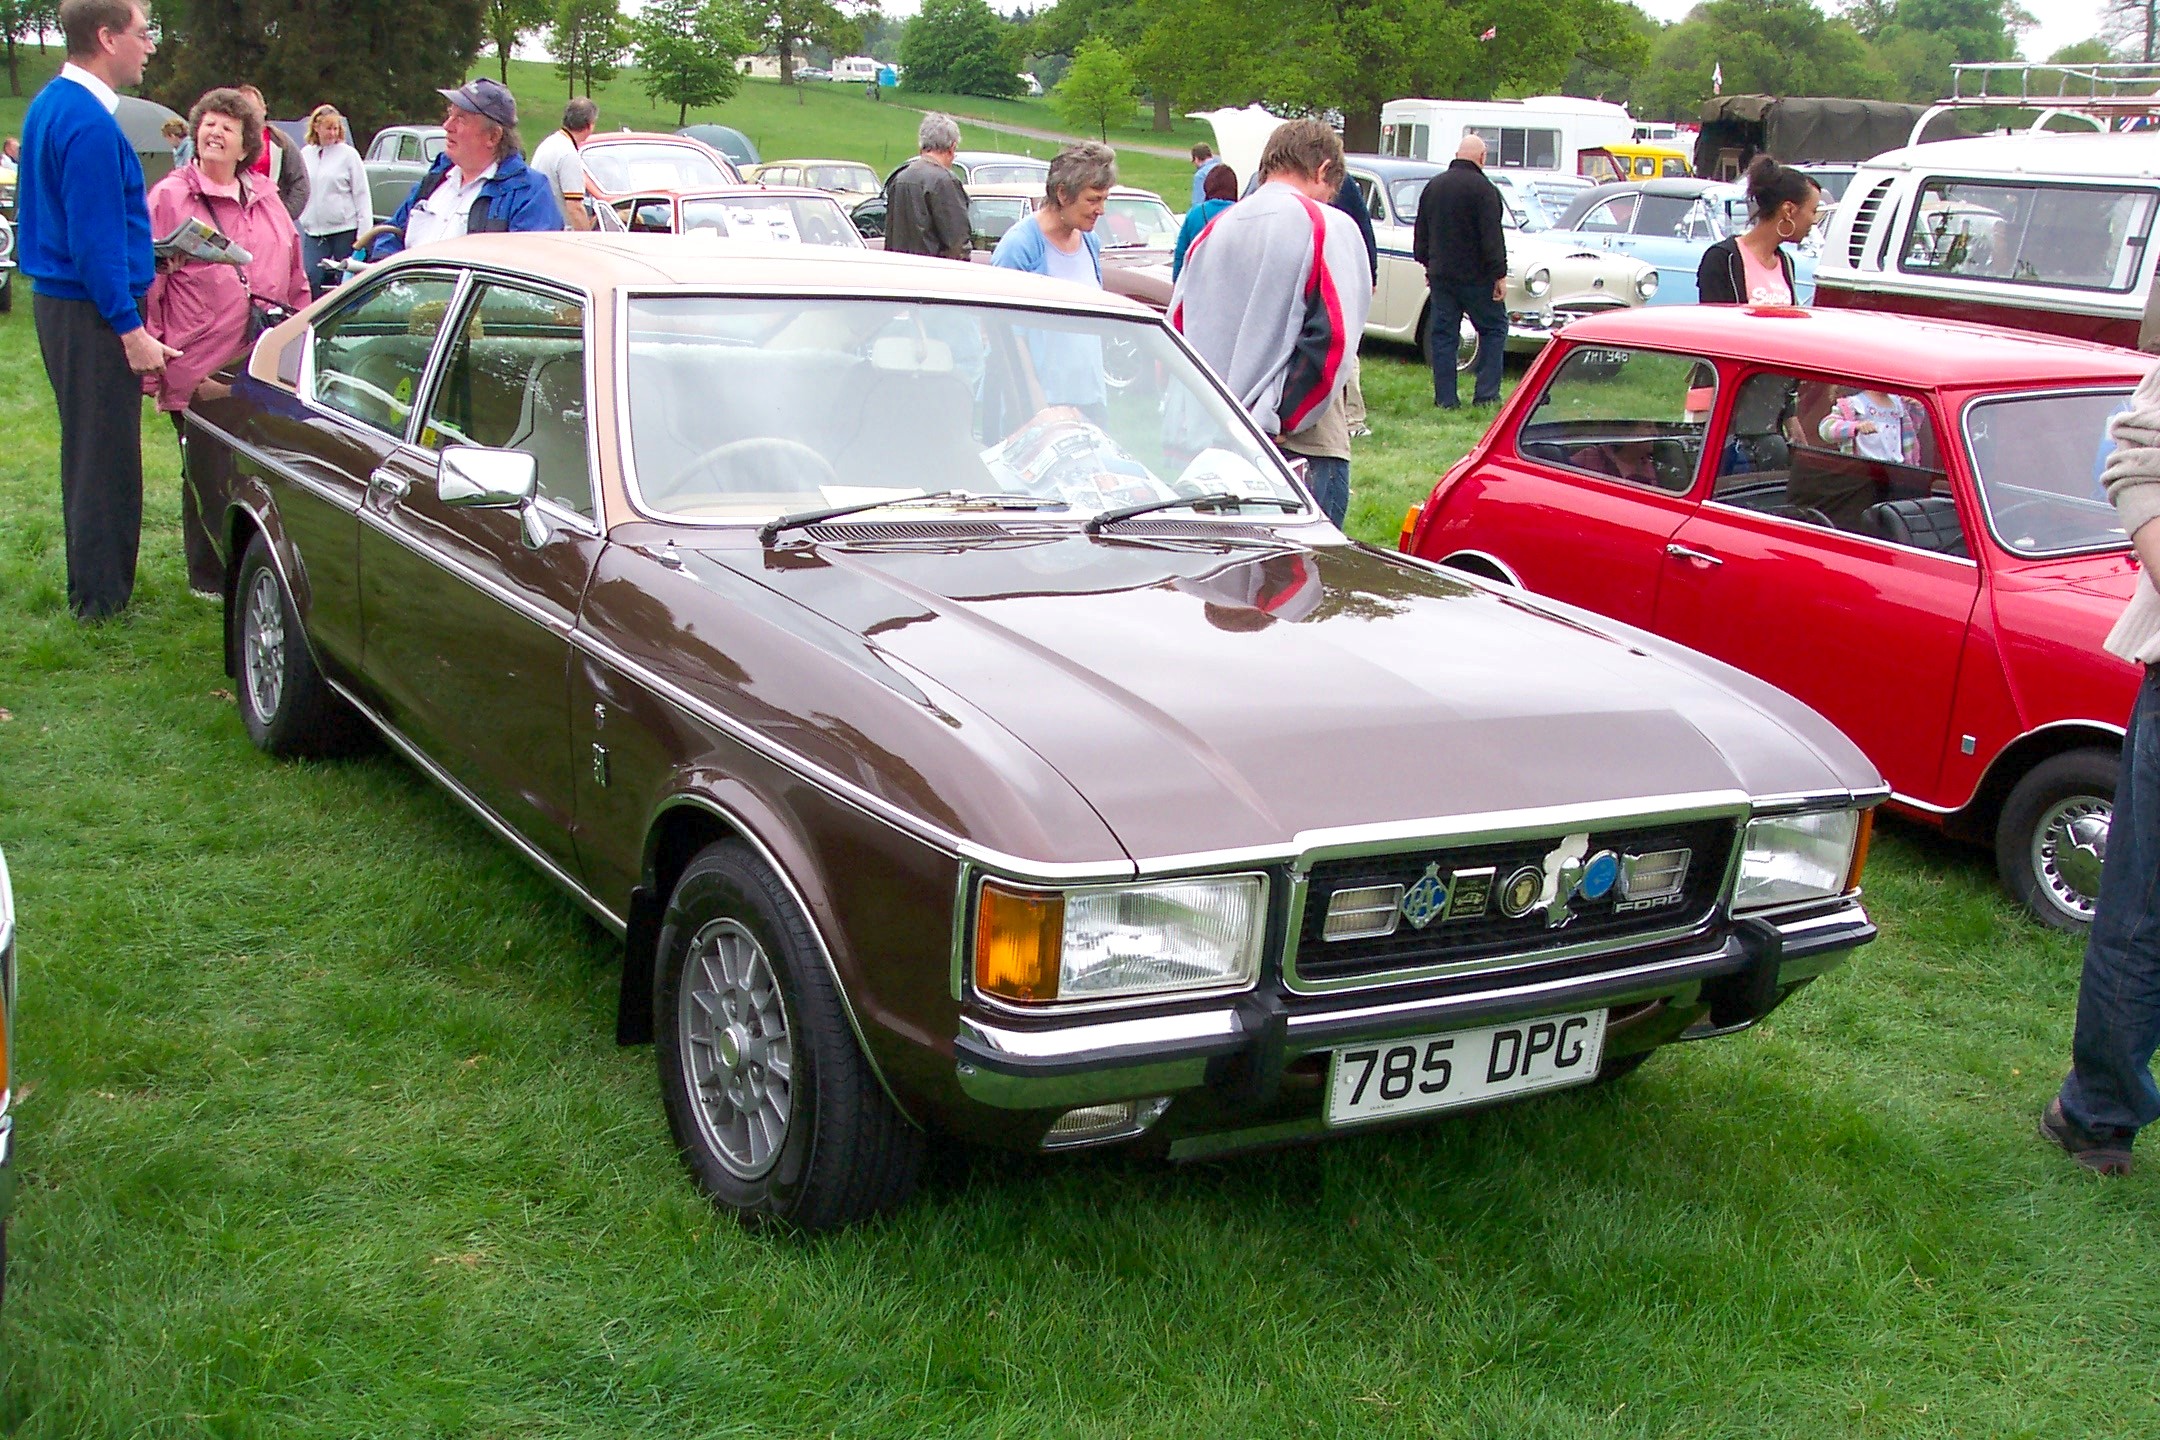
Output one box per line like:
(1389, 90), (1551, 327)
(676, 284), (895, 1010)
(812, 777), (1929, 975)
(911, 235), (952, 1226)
(1616, 191), (1710, 302)
(1444, 342), (1713, 624)
(357, 275), (606, 877)
(1653, 371), (1979, 797)
(261, 270), (465, 681)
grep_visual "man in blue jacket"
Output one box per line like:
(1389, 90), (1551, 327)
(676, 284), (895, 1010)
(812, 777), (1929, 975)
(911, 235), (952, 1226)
(369, 78), (562, 258)
(19, 0), (178, 620)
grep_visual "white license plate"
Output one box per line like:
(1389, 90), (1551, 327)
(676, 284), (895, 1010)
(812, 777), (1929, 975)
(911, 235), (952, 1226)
(1325, 1009), (1608, 1126)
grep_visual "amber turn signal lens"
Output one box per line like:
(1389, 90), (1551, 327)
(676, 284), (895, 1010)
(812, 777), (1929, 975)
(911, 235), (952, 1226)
(976, 883), (1064, 1002)
(1844, 808), (1875, 893)
(1397, 502), (1424, 552)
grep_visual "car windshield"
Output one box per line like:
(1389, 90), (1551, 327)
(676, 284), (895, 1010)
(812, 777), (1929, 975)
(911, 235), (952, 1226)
(805, 164), (876, 192)
(1965, 388), (2136, 556)
(1100, 196), (1177, 249)
(969, 197), (1031, 248)
(678, 194), (863, 247)
(583, 142), (730, 193)
(623, 296), (1300, 522)
(968, 162), (1048, 185)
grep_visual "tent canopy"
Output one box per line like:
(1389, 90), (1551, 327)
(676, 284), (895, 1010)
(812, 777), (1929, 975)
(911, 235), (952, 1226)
(1693, 95), (1947, 176)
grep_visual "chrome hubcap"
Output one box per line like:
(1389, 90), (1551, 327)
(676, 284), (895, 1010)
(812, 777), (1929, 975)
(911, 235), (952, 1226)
(2033, 795), (2110, 923)
(1455, 319), (1479, 373)
(678, 917), (792, 1179)
(241, 569), (285, 723)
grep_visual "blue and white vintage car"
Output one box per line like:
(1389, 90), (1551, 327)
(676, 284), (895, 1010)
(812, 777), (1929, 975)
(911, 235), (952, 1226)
(1543, 178), (1820, 306)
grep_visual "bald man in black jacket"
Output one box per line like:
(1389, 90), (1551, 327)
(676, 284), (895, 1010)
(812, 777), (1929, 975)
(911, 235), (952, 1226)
(1413, 134), (1508, 407)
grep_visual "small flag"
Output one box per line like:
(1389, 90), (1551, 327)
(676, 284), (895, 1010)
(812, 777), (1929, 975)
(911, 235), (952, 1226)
(1712, 61), (1723, 94)
(1478, 25), (1496, 40)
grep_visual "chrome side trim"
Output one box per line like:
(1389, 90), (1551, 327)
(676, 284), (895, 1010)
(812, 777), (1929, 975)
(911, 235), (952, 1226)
(1436, 549), (1525, 586)
(645, 794), (916, 1126)
(1908, 717), (2129, 816)
(185, 411), (362, 517)
(1752, 786), (1891, 815)
(323, 676), (626, 937)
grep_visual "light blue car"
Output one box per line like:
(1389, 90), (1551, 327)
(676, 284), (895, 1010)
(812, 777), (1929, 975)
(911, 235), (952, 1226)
(1543, 178), (1818, 305)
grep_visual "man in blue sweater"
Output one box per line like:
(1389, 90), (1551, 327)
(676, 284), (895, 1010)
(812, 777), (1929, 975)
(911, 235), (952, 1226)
(19, 0), (176, 620)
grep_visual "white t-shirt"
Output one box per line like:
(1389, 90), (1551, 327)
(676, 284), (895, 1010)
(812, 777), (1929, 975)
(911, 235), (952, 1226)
(1845, 392), (1909, 464)
(529, 129), (585, 206)
(404, 163), (496, 249)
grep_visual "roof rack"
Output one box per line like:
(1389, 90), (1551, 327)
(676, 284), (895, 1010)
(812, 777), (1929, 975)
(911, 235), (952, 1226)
(1909, 62), (2160, 146)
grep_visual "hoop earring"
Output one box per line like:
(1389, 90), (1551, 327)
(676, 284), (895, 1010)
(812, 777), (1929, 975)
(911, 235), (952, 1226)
(1776, 216), (1795, 240)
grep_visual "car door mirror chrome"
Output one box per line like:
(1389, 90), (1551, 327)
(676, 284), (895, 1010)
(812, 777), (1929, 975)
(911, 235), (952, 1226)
(439, 445), (537, 509)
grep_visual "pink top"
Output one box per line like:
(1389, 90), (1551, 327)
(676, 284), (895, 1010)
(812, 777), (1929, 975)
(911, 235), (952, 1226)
(1739, 244), (1792, 307)
(141, 164), (311, 412)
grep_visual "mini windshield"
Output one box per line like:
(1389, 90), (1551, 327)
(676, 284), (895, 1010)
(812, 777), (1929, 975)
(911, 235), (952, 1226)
(624, 296), (1300, 522)
(678, 194), (863, 247)
(1101, 196), (1177, 249)
(1965, 389), (2136, 556)
(583, 142), (730, 193)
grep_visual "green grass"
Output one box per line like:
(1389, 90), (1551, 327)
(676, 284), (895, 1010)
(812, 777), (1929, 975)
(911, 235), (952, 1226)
(884, 88), (1215, 151)
(4, 69), (2160, 1440)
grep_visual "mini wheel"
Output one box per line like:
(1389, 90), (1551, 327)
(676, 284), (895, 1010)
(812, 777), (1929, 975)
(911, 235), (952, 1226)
(654, 841), (924, 1231)
(232, 534), (361, 757)
(1996, 748), (2118, 933)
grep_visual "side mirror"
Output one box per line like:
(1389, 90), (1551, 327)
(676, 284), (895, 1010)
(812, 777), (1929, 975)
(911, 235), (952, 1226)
(439, 445), (550, 549)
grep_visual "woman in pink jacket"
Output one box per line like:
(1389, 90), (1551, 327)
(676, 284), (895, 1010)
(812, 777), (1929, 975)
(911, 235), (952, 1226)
(143, 87), (311, 597)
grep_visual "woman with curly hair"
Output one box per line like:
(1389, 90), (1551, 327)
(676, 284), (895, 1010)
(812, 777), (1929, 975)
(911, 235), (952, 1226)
(141, 87), (310, 596)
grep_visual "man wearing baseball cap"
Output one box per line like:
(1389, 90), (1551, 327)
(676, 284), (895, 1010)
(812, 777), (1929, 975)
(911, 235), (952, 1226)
(369, 77), (561, 257)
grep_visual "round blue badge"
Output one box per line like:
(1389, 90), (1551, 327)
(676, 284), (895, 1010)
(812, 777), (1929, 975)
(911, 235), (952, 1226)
(1577, 850), (1619, 901)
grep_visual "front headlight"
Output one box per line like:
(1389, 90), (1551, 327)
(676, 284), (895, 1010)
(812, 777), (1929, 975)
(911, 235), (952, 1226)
(974, 874), (1267, 1004)
(1524, 266), (1551, 298)
(1733, 809), (1867, 912)
(1635, 269), (1660, 300)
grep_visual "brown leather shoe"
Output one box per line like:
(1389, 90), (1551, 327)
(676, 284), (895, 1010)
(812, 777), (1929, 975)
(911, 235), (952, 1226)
(2040, 1098), (2134, 1176)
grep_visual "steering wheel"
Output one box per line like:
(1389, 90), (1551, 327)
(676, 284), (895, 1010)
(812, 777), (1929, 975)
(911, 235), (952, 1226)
(665, 436), (836, 496)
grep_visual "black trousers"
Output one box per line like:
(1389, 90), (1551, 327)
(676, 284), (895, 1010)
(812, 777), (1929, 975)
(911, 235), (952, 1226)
(35, 292), (144, 620)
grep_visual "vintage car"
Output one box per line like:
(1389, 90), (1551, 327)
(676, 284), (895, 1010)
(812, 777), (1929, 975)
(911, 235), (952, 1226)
(1545, 178), (1820, 306)
(677, 123), (760, 169)
(849, 183), (1177, 314)
(1579, 142), (1692, 185)
(0, 845), (15, 1308)
(181, 237), (1883, 1229)
(745, 158), (882, 207)
(578, 131), (741, 201)
(1401, 304), (2146, 930)
(611, 184), (865, 248)
(1346, 155), (1660, 369)
(363, 123), (446, 220)
(879, 152), (1051, 194)
(1815, 132), (2159, 351)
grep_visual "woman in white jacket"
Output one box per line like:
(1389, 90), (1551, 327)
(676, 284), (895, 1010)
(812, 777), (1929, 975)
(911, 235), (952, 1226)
(297, 105), (372, 296)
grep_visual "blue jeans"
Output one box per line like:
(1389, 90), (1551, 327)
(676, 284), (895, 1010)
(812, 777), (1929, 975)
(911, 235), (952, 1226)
(1292, 453), (1349, 527)
(2060, 665), (2160, 1138)
(1428, 278), (1507, 408)
(301, 228), (357, 297)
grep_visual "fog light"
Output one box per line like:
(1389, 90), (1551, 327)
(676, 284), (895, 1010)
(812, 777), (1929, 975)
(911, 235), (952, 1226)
(1042, 1096), (1171, 1149)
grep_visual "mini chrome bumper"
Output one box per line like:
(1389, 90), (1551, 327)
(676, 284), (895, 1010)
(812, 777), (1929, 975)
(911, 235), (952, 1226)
(954, 901), (1872, 1115)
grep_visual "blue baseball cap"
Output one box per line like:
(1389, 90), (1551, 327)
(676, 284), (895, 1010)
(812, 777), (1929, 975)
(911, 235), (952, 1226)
(439, 77), (518, 129)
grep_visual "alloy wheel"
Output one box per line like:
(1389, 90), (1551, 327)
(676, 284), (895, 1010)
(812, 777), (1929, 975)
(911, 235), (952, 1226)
(678, 917), (793, 1179)
(242, 568), (286, 724)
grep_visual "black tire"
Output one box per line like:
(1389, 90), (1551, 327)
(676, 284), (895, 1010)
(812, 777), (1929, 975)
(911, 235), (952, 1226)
(231, 534), (358, 757)
(654, 841), (924, 1231)
(0, 275), (13, 314)
(1996, 748), (2118, 933)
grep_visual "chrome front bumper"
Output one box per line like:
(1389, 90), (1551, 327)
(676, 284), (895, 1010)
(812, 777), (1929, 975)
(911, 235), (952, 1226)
(954, 901), (1871, 1123)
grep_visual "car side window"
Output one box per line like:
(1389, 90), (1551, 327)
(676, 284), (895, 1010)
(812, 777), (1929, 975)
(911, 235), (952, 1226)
(1516, 346), (1712, 495)
(308, 273), (463, 438)
(628, 198), (673, 234)
(419, 283), (594, 520)
(398, 135), (422, 164)
(1576, 196), (1635, 234)
(1712, 371), (1961, 554)
(1353, 175), (1384, 222)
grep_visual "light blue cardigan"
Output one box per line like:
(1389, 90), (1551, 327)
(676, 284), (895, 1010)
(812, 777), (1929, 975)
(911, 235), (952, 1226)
(988, 212), (1102, 282)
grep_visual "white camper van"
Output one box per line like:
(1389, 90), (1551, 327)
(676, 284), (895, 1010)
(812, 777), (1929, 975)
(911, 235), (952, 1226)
(1379, 96), (1636, 176)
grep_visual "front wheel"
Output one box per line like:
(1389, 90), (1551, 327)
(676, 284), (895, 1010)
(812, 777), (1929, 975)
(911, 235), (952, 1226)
(654, 842), (924, 1231)
(1996, 748), (2118, 932)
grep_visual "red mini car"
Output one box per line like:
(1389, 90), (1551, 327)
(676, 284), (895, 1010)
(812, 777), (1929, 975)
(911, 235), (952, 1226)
(1402, 305), (2150, 930)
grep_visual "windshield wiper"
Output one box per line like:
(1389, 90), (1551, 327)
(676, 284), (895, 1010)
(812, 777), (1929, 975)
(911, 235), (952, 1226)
(1082, 492), (1303, 535)
(759, 491), (966, 545)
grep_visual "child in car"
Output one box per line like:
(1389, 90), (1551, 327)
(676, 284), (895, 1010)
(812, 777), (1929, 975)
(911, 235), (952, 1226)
(1820, 388), (1926, 466)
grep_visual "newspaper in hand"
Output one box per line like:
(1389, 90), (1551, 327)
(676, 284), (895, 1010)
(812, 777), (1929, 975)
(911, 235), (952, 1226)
(154, 214), (253, 267)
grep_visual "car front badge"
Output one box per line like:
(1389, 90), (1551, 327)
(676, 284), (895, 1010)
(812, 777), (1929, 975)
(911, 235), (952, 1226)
(1399, 863), (1450, 930)
(1537, 833), (1591, 928)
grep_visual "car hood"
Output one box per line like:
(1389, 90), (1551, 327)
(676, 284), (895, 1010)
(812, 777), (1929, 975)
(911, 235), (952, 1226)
(696, 533), (1877, 862)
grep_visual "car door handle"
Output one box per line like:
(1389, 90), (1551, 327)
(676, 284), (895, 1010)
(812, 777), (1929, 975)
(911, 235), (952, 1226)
(1666, 543), (1723, 566)
(369, 467), (410, 500)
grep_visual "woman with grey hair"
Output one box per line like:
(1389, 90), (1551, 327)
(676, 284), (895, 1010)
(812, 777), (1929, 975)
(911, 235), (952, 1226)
(886, 112), (969, 259)
(990, 142), (1118, 417)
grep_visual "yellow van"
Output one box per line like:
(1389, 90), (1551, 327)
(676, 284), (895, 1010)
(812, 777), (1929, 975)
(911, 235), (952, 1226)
(1579, 143), (1692, 185)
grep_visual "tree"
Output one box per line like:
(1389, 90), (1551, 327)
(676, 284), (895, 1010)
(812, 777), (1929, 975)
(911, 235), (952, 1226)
(1052, 36), (1137, 139)
(1629, 0), (1882, 121)
(146, 0), (485, 144)
(2049, 37), (2123, 65)
(2105, 0), (2159, 62)
(900, 0), (1022, 97)
(552, 0), (627, 96)
(482, 0), (553, 82)
(1885, 0), (2018, 64)
(749, 0), (878, 83)
(635, 0), (749, 124)
(0, 0), (41, 96)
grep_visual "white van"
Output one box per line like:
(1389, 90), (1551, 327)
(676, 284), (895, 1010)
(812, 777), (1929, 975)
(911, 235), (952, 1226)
(1378, 96), (1635, 176)
(1815, 131), (2160, 350)
(832, 55), (880, 83)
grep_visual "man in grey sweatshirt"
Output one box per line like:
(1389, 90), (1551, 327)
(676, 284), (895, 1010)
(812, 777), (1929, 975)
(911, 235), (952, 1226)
(1168, 118), (1373, 527)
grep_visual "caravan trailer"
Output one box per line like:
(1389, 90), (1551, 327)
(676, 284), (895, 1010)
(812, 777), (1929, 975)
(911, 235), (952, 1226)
(1379, 96), (1635, 176)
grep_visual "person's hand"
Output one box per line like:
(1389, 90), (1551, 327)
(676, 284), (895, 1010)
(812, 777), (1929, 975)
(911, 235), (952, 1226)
(122, 328), (183, 376)
(1492, 280), (1506, 302)
(1857, 421), (1878, 434)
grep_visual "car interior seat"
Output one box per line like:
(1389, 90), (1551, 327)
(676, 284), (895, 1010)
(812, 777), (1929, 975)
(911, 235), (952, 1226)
(506, 350), (590, 516)
(1857, 496), (1967, 557)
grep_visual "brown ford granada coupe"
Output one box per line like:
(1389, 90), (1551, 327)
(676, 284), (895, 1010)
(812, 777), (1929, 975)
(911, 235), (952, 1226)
(183, 235), (1885, 1230)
